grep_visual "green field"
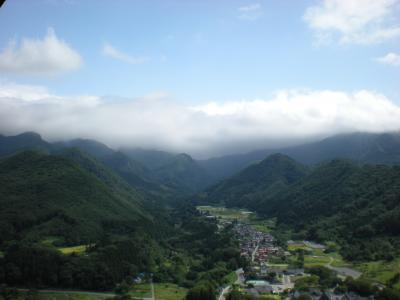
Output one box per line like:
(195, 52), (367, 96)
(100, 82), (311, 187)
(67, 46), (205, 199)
(154, 283), (187, 300)
(223, 271), (238, 285)
(304, 255), (332, 267)
(18, 290), (112, 300)
(287, 243), (311, 251)
(197, 206), (253, 220)
(58, 245), (87, 255)
(355, 258), (400, 284)
(128, 283), (152, 298)
(37, 293), (110, 300)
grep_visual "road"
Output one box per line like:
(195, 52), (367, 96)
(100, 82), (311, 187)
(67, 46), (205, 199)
(218, 285), (231, 300)
(325, 256), (361, 279)
(218, 268), (244, 300)
(251, 242), (259, 262)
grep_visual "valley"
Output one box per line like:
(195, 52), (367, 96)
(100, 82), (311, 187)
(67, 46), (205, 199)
(1, 132), (400, 300)
(198, 206), (400, 299)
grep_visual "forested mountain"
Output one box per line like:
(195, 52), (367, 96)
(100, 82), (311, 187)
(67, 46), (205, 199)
(199, 132), (400, 179)
(0, 132), (52, 157)
(0, 149), (243, 292)
(153, 153), (214, 194)
(0, 133), (215, 194)
(120, 147), (176, 169)
(198, 153), (400, 261)
(0, 150), (151, 245)
(197, 153), (307, 207)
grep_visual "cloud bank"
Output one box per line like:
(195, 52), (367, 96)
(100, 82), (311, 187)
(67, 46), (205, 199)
(304, 0), (400, 44)
(0, 28), (82, 75)
(1, 82), (400, 158)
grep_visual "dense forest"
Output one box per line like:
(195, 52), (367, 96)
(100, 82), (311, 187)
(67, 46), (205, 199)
(0, 148), (244, 296)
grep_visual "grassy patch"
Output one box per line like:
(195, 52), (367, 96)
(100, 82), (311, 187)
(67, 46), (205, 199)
(355, 258), (400, 284)
(196, 206), (252, 221)
(287, 243), (310, 251)
(223, 271), (238, 285)
(40, 237), (61, 247)
(0, 251), (4, 258)
(21, 291), (111, 300)
(37, 294), (108, 300)
(128, 283), (152, 298)
(58, 245), (87, 255)
(154, 283), (187, 300)
(304, 255), (331, 267)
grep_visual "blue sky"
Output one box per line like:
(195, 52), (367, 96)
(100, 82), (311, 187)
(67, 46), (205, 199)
(0, 0), (399, 157)
(1, 0), (398, 102)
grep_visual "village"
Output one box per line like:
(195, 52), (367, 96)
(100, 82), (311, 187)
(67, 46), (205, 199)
(199, 206), (374, 300)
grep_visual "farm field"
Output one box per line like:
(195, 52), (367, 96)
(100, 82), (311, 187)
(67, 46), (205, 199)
(128, 283), (152, 298)
(355, 257), (400, 284)
(154, 283), (187, 300)
(58, 245), (88, 255)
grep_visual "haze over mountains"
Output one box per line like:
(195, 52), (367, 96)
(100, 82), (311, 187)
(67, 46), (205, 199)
(2, 130), (400, 187)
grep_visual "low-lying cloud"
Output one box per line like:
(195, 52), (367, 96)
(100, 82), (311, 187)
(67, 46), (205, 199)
(1, 82), (400, 158)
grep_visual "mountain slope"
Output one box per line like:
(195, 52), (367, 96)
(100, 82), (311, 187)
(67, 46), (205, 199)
(120, 147), (176, 170)
(154, 153), (214, 193)
(0, 132), (52, 157)
(265, 160), (400, 261)
(199, 132), (400, 179)
(0, 150), (151, 245)
(200, 155), (400, 261)
(199, 153), (308, 208)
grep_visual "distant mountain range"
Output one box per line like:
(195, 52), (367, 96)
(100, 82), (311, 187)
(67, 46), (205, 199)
(198, 131), (400, 179)
(0, 132), (213, 195)
(2, 130), (400, 194)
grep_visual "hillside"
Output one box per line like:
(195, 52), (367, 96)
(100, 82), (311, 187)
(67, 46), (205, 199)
(0, 132), (52, 157)
(263, 160), (400, 261)
(0, 150), (151, 245)
(199, 153), (307, 208)
(154, 153), (214, 194)
(199, 132), (400, 179)
(199, 154), (400, 261)
(1, 133), (214, 195)
(120, 147), (176, 170)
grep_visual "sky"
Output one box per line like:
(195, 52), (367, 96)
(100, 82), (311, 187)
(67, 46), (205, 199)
(0, 0), (399, 158)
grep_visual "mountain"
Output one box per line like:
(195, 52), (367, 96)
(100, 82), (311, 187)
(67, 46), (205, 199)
(54, 138), (115, 158)
(0, 132), (52, 157)
(198, 153), (308, 208)
(0, 133), (213, 194)
(154, 153), (214, 194)
(120, 147), (176, 170)
(263, 159), (400, 261)
(0, 150), (152, 245)
(199, 132), (400, 179)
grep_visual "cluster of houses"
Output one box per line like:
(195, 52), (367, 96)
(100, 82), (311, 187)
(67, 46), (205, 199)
(200, 208), (375, 300)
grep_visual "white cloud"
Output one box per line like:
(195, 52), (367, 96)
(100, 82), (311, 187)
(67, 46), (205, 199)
(1, 83), (400, 157)
(376, 52), (400, 66)
(0, 28), (82, 75)
(238, 3), (263, 20)
(304, 0), (400, 44)
(102, 43), (148, 64)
